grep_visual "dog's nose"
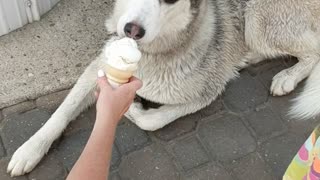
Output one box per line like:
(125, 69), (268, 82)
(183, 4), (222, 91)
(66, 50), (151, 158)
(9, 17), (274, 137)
(124, 23), (145, 40)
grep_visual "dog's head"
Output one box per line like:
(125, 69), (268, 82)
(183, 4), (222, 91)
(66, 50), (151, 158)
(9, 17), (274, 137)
(106, 0), (204, 51)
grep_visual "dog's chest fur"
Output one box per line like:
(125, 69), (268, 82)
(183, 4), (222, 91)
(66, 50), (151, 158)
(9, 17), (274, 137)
(134, 0), (249, 105)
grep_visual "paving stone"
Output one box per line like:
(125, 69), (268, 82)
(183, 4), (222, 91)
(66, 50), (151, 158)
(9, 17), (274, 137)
(57, 130), (91, 170)
(199, 96), (225, 118)
(251, 60), (288, 89)
(269, 96), (293, 122)
(115, 122), (150, 155)
(228, 153), (275, 180)
(0, 138), (5, 158)
(268, 84), (303, 122)
(259, 133), (306, 179)
(0, 158), (28, 180)
(29, 151), (67, 180)
(288, 117), (320, 138)
(185, 162), (233, 180)
(109, 172), (121, 180)
(111, 145), (121, 170)
(168, 137), (209, 170)
(154, 113), (200, 141)
(247, 57), (296, 77)
(64, 107), (95, 136)
(118, 116), (131, 126)
(198, 114), (256, 162)
(223, 71), (268, 113)
(0, 111), (3, 123)
(254, 58), (305, 123)
(246, 59), (274, 76)
(2, 101), (36, 116)
(36, 90), (70, 112)
(0, 109), (50, 155)
(118, 144), (179, 180)
(244, 106), (287, 141)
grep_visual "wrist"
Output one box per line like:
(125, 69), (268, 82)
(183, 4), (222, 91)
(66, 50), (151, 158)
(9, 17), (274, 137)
(96, 110), (119, 127)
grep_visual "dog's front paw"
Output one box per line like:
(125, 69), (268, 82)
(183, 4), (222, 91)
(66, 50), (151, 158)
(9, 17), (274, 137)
(271, 70), (297, 96)
(125, 102), (144, 123)
(126, 103), (164, 131)
(7, 137), (47, 177)
(135, 115), (164, 131)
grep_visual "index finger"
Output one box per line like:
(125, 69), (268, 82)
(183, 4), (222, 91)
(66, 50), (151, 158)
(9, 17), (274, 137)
(97, 70), (113, 92)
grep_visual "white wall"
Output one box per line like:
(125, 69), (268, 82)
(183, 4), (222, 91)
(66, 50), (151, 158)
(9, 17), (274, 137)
(0, 0), (60, 37)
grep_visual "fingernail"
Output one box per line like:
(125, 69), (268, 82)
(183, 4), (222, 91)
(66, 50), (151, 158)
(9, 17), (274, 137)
(98, 70), (105, 77)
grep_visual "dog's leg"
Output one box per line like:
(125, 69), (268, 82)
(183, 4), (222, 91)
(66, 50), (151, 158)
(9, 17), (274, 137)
(7, 58), (102, 176)
(245, 4), (320, 96)
(126, 100), (208, 131)
(271, 54), (319, 96)
(241, 51), (266, 68)
(244, 52), (265, 65)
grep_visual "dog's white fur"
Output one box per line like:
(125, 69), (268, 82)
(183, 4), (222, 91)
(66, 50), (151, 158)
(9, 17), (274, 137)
(290, 62), (320, 119)
(246, 0), (320, 96)
(107, 0), (193, 44)
(7, 0), (320, 176)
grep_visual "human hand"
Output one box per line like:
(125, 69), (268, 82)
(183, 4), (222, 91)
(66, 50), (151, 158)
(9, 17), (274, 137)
(95, 70), (142, 124)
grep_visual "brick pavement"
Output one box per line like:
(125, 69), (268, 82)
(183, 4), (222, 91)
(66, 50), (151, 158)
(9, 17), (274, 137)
(0, 59), (320, 180)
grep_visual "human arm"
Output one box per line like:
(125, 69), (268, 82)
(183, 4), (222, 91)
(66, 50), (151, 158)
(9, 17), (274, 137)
(67, 70), (142, 180)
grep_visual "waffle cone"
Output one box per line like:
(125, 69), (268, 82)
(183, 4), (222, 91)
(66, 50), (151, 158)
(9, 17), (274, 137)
(105, 64), (134, 84)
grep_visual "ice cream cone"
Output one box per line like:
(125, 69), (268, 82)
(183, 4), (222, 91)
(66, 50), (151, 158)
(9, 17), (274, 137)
(105, 64), (134, 85)
(102, 37), (142, 88)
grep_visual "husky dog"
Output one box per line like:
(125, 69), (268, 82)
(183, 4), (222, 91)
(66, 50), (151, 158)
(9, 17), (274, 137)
(7, 0), (320, 176)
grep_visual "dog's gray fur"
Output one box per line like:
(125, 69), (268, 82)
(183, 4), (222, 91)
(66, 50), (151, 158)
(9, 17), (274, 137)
(8, 0), (320, 176)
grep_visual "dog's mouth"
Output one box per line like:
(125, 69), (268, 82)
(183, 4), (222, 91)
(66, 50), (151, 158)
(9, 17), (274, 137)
(111, 32), (144, 46)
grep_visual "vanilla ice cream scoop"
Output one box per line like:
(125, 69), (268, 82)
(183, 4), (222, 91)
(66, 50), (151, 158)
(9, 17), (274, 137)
(102, 37), (142, 87)
(104, 37), (142, 71)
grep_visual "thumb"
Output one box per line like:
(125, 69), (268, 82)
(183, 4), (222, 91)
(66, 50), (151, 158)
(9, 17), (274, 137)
(126, 76), (143, 91)
(97, 70), (112, 91)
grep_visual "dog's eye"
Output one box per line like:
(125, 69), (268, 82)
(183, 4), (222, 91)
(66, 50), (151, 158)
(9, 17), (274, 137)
(164, 0), (178, 4)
